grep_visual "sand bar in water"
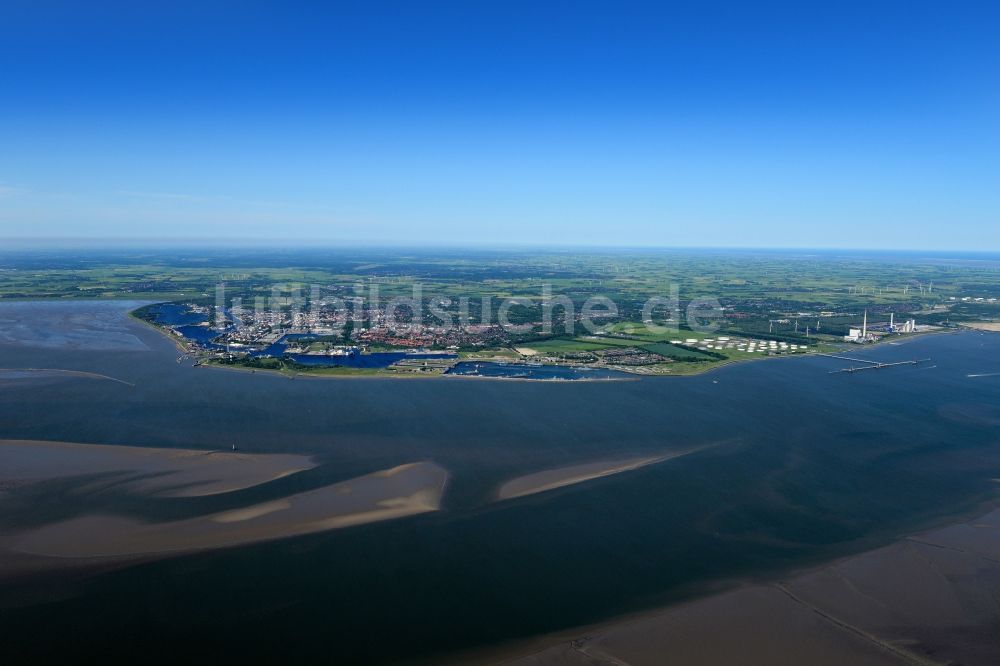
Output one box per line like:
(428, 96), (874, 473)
(0, 439), (316, 498)
(496, 446), (711, 500)
(11, 462), (448, 559)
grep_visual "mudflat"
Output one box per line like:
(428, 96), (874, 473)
(488, 507), (1000, 666)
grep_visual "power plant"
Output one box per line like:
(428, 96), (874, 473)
(844, 310), (916, 343)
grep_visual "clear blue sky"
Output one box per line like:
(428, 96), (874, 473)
(1, 1), (998, 249)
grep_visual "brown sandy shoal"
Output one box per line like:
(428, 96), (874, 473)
(496, 446), (712, 500)
(0, 439), (316, 498)
(11, 462), (448, 559)
(469, 507), (1000, 666)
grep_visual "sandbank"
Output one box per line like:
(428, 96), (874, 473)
(10, 462), (448, 559)
(0, 439), (316, 498)
(496, 447), (711, 500)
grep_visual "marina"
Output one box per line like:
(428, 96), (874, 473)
(145, 304), (459, 369)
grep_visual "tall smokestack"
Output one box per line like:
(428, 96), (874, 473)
(862, 310), (867, 339)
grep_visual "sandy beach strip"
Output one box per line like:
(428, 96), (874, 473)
(10, 462), (448, 559)
(0, 439), (316, 498)
(496, 446), (712, 500)
(958, 321), (1000, 332)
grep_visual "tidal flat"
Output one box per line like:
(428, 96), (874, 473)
(488, 506), (1000, 665)
(8, 460), (447, 562)
(1, 300), (1000, 663)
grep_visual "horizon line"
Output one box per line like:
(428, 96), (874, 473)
(1, 237), (999, 256)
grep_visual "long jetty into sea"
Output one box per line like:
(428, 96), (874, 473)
(817, 353), (932, 374)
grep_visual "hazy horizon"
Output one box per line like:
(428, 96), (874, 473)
(3, 238), (1000, 257)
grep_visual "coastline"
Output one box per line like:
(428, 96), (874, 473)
(127, 305), (192, 354)
(957, 321), (1000, 332)
(181, 330), (954, 382)
(189, 360), (642, 382)
(130, 302), (957, 382)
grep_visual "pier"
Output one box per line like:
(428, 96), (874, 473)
(817, 353), (932, 374)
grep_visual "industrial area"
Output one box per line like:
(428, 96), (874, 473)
(843, 310), (918, 343)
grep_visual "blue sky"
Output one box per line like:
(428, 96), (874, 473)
(1, 1), (998, 249)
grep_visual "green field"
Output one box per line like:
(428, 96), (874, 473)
(2, 247), (993, 377)
(519, 338), (612, 353)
